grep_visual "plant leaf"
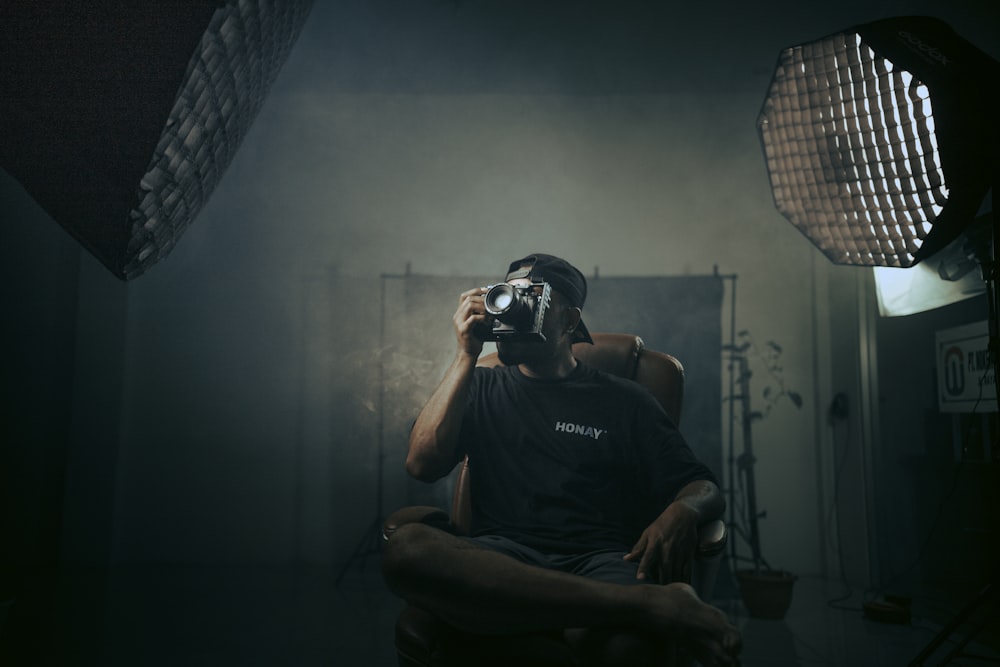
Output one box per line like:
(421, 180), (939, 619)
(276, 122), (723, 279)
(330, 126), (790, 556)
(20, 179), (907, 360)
(762, 386), (772, 398)
(766, 341), (782, 353)
(788, 391), (803, 408)
(749, 411), (764, 422)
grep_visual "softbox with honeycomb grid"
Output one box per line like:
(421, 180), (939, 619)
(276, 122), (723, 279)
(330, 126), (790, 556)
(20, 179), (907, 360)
(758, 16), (997, 268)
(0, 1), (313, 280)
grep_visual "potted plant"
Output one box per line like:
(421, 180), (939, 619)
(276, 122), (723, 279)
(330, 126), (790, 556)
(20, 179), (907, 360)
(725, 330), (802, 619)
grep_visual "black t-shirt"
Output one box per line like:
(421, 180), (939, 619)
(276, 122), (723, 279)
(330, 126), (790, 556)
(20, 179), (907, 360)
(459, 361), (717, 554)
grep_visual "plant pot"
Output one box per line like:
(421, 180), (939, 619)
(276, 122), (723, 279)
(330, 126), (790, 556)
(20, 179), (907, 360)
(735, 569), (797, 619)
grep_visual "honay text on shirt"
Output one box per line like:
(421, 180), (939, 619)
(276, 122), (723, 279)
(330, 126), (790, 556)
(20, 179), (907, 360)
(553, 421), (606, 440)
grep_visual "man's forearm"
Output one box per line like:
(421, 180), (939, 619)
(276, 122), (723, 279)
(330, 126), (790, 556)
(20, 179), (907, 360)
(670, 479), (725, 524)
(406, 351), (479, 482)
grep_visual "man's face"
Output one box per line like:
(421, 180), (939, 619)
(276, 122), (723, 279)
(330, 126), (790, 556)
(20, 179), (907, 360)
(495, 277), (566, 367)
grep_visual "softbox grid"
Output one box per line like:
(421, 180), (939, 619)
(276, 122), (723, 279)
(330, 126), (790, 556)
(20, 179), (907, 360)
(123, 0), (312, 279)
(759, 31), (948, 268)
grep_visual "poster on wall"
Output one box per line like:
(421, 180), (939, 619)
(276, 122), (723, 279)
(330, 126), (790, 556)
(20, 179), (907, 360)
(936, 320), (997, 413)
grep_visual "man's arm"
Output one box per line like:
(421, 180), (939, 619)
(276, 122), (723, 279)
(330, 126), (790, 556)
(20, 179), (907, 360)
(624, 479), (725, 583)
(406, 351), (478, 481)
(406, 287), (492, 482)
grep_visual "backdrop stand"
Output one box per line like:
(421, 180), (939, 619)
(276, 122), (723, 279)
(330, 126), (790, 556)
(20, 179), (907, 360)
(335, 273), (390, 587)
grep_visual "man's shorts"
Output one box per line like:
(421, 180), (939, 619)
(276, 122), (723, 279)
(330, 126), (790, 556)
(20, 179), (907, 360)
(463, 534), (649, 587)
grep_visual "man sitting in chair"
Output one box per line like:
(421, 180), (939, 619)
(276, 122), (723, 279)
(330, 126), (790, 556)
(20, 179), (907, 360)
(382, 253), (742, 667)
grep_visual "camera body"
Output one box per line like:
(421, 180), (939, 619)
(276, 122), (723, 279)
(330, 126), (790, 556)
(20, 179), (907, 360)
(481, 280), (552, 342)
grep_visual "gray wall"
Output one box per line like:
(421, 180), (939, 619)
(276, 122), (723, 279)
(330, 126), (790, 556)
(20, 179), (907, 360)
(2, 0), (998, 622)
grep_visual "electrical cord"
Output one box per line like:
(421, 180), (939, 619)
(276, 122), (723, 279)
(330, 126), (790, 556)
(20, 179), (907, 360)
(825, 392), (860, 611)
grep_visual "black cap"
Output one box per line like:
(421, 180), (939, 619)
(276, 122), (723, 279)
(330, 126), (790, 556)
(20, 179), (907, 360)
(504, 253), (594, 344)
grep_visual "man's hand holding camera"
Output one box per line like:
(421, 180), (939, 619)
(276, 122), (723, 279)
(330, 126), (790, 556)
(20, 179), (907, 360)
(454, 287), (493, 358)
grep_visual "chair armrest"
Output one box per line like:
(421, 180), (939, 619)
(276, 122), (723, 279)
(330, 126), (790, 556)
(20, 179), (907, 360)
(690, 518), (727, 601)
(382, 506), (453, 541)
(696, 518), (727, 560)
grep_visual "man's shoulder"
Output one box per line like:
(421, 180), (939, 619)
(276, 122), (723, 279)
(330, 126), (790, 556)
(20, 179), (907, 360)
(469, 363), (519, 393)
(575, 361), (649, 394)
(472, 363), (516, 380)
(575, 362), (669, 418)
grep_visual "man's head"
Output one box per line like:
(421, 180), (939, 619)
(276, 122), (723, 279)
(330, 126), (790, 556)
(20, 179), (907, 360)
(502, 253), (593, 344)
(495, 253), (593, 368)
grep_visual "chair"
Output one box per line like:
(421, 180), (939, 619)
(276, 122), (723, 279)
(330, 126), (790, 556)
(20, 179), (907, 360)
(383, 333), (727, 667)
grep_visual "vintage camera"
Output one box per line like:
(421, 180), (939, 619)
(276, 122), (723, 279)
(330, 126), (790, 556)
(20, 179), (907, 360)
(480, 280), (552, 342)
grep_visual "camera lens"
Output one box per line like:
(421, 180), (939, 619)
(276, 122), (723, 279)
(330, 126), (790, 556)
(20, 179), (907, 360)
(484, 284), (517, 315)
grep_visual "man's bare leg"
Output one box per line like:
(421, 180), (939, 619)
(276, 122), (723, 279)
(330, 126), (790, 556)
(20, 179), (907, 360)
(382, 523), (741, 666)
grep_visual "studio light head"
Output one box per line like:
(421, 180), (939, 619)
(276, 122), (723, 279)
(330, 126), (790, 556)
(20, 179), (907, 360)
(758, 16), (997, 268)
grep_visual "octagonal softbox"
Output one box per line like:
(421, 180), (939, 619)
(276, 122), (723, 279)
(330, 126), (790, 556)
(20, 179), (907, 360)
(758, 16), (997, 267)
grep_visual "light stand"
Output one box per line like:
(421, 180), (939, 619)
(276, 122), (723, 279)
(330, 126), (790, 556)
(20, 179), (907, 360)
(721, 271), (744, 572)
(719, 269), (777, 595)
(719, 269), (772, 576)
(910, 218), (999, 666)
(734, 353), (769, 573)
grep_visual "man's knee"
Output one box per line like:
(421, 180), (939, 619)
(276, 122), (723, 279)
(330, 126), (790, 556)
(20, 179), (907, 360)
(382, 523), (484, 591)
(381, 522), (440, 590)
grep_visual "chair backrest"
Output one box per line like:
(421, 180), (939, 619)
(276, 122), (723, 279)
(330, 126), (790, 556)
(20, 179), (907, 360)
(450, 332), (685, 533)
